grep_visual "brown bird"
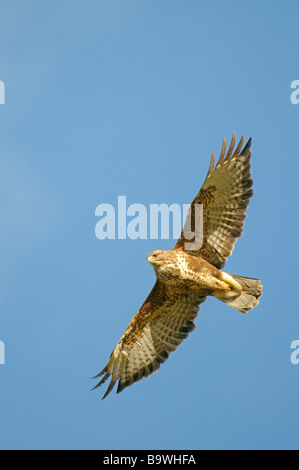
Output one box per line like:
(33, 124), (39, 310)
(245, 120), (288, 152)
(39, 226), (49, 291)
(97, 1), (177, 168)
(93, 134), (262, 399)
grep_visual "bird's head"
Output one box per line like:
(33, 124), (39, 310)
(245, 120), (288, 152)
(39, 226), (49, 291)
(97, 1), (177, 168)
(147, 249), (179, 280)
(147, 250), (166, 266)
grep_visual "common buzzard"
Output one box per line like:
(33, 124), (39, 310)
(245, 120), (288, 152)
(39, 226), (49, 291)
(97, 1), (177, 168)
(93, 134), (262, 399)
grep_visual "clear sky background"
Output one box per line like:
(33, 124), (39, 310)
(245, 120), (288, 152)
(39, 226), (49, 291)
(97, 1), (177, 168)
(0, 0), (298, 450)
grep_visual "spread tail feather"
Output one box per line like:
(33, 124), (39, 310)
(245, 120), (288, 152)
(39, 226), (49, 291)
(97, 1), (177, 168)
(219, 274), (263, 314)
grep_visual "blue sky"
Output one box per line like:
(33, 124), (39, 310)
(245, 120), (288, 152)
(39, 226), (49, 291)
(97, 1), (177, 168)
(0, 0), (299, 450)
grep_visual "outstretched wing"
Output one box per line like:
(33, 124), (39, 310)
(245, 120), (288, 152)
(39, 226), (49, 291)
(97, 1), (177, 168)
(174, 134), (253, 269)
(92, 281), (206, 399)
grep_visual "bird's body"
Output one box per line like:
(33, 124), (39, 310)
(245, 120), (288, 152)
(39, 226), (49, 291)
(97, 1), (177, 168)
(147, 249), (237, 296)
(93, 134), (263, 398)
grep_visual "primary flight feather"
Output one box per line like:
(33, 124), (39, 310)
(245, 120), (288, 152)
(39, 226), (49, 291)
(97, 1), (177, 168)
(92, 134), (263, 399)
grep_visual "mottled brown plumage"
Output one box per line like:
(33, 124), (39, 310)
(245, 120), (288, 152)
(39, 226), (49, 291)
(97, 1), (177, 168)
(93, 134), (262, 399)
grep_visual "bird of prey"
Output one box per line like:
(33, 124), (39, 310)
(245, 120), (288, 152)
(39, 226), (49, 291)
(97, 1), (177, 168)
(93, 134), (262, 399)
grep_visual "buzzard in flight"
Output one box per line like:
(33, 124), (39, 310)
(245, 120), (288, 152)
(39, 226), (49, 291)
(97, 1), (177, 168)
(93, 134), (262, 399)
